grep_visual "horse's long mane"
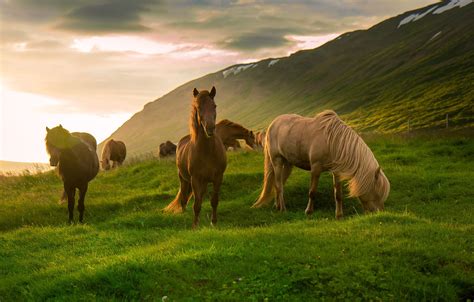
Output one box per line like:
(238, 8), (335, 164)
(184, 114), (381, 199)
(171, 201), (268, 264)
(316, 110), (389, 199)
(189, 99), (200, 142)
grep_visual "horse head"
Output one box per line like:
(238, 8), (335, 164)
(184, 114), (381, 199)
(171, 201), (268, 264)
(358, 167), (390, 213)
(245, 130), (256, 149)
(45, 124), (71, 166)
(193, 87), (217, 138)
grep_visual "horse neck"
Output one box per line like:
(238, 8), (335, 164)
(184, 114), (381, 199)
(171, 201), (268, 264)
(225, 125), (246, 141)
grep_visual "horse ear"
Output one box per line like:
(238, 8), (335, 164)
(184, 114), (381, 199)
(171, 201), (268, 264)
(209, 86), (216, 98)
(193, 88), (199, 97)
(375, 167), (381, 180)
(59, 124), (63, 128)
(46, 127), (50, 132)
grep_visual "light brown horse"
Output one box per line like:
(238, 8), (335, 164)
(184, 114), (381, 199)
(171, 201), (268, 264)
(45, 125), (99, 223)
(101, 139), (126, 170)
(164, 87), (227, 228)
(216, 119), (256, 150)
(253, 110), (390, 219)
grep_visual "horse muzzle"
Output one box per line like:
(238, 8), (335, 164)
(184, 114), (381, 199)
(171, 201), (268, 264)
(201, 123), (215, 138)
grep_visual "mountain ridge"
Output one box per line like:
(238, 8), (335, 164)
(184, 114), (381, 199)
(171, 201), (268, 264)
(99, 0), (474, 156)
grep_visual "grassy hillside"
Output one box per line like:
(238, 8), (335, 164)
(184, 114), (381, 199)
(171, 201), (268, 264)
(100, 1), (474, 156)
(1, 132), (473, 300)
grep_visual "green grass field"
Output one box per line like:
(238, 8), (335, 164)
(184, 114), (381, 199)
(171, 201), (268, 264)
(1, 132), (473, 301)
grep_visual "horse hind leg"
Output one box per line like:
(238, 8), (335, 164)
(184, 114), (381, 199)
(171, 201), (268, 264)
(59, 190), (67, 204)
(78, 183), (88, 223)
(273, 156), (287, 212)
(65, 184), (76, 223)
(333, 173), (344, 220)
(252, 146), (275, 208)
(305, 163), (322, 216)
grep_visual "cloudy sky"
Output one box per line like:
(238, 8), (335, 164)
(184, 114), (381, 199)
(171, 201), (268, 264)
(0, 0), (434, 163)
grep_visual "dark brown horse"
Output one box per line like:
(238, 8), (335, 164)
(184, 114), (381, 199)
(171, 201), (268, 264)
(164, 87), (227, 228)
(216, 119), (256, 150)
(56, 132), (97, 203)
(45, 125), (99, 223)
(159, 141), (177, 158)
(101, 139), (126, 170)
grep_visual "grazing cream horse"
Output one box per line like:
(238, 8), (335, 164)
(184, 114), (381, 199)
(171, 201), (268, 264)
(252, 110), (390, 219)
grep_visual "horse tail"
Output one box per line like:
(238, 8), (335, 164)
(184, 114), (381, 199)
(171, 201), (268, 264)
(252, 142), (275, 208)
(163, 190), (185, 213)
(164, 185), (192, 213)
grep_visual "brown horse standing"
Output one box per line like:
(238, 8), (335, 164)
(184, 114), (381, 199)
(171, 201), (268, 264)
(56, 132), (97, 203)
(45, 125), (99, 223)
(164, 87), (227, 228)
(101, 139), (126, 170)
(216, 119), (256, 150)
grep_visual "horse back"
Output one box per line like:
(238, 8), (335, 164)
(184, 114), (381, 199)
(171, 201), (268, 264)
(72, 132), (97, 151)
(267, 114), (329, 170)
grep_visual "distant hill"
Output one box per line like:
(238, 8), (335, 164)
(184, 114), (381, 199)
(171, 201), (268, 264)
(100, 0), (474, 156)
(0, 160), (52, 175)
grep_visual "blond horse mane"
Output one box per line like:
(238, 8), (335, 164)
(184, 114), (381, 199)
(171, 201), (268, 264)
(316, 110), (389, 200)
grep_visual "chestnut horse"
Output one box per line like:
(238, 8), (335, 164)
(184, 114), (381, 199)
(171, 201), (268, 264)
(164, 87), (227, 228)
(253, 110), (390, 219)
(45, 125), (99, 223)
(216, 119), (256, 150)
(101, 139), (126, 170)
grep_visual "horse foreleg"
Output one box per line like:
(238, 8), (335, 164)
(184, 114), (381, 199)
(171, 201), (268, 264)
(191, 177), (207, 229)
(273, 157), (286, 212)
(333, 173), (343, 220)
(305, 164), (322, 216)
(78, 183), (88, 223)
(65, 184), (76, 223)
(210, 175), (223, 226)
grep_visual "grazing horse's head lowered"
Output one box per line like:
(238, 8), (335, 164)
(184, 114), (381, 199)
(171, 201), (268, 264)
(192, 87), (217, 138)
(357, 166), (390, 212)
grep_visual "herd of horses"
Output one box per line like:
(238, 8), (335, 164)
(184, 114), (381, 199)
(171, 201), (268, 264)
(45, 87), (390, 226)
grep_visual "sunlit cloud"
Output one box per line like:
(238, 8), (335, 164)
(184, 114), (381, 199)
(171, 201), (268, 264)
(0, 85), (132, 163)
(71, 36), (178, 54)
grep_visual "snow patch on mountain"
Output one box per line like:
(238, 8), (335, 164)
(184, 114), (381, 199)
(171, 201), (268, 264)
(430, 31), (442, 41)
(398, 5), (438, 28)
(434, 0), (473, 14)
(268, 59), (280, 67)
(398, 0), (473, 28)
(222, 64), (257, 78)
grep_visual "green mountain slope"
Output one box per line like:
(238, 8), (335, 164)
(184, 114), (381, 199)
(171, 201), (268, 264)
(101, 1), (474, 156)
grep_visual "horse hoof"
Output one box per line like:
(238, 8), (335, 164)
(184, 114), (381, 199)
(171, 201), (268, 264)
(305, 209), (313, 216)
(336, 215), (343, 220)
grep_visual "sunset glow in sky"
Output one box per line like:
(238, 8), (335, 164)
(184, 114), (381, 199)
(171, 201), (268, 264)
(0, 0), (434, 163)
